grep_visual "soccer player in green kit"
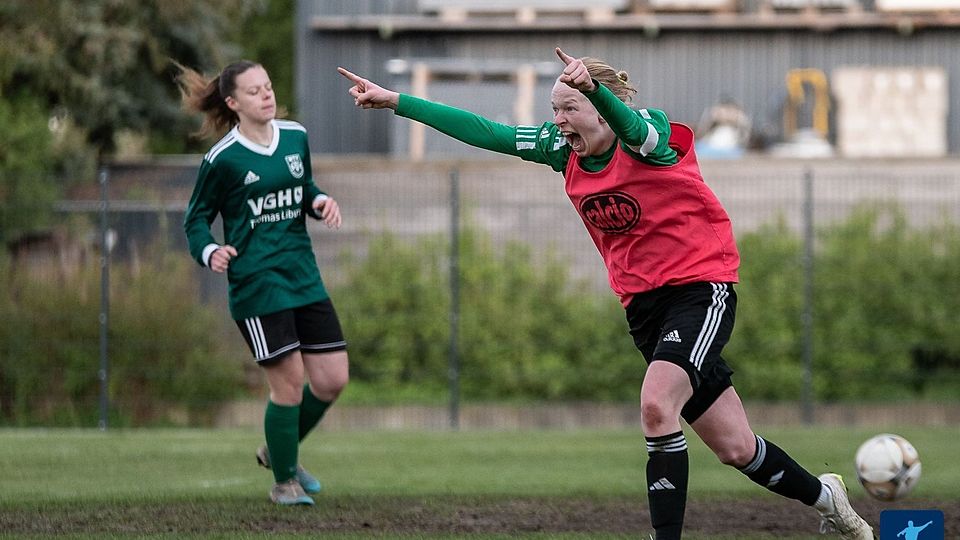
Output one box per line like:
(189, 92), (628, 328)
(338, 49), (874, 539)
(178, 61), (348, 506)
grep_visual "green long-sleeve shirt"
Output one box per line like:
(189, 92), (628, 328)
(394, 82), (677, 171)
(183, 120), (330, 320)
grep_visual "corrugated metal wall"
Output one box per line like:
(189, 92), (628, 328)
(297, 1), (960, 156)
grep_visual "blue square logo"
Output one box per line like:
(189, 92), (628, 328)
(879, 509), (944, 540)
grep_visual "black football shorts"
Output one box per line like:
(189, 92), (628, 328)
(625, 282), (737, 423)
(235, 299), (347, 365)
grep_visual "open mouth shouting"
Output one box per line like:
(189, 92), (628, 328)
(562, 131), (585, 154)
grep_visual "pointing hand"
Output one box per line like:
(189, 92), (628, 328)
(338, 67), (400, 110)
(555, 47), (596, 93)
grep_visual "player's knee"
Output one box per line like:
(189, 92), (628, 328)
(270, 380), (305, 406)
(714, 438), (755, 467)
(310, 371), (349, 400)
(328, 370), (349, 395)
(640, 399), (677, 432)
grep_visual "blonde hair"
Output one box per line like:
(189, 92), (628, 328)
(173, 60), (259, 140)
(582, 57), (637, 104)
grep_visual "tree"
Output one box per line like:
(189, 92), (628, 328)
(0, 0), (262, 157)
(234, 0), (296, 116)
(0, 1), (300, 243)
(0, 95), (58, 243)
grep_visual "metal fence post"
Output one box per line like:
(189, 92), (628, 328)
(801, 167), (815, 424)
(448, 167), (461, 431)
(98, 167), (110, 431)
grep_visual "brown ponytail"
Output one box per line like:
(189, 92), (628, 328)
(173, 60), (260, 140)
(582, 57), (637, 104)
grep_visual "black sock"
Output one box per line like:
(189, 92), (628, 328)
(646, 431), (688, 540)
(737, 434), (822, 505)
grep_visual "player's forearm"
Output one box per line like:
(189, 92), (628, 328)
(395, 94), (519, 156)
(184, 217), (218, 266)
(583, 83), (647, 147)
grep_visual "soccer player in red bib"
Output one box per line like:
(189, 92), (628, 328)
(179, 61), (348, 506)
(338, 49), (873, 539)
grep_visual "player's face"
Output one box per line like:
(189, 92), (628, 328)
(227, 66), (276, 125)
(550, 80), (615, 157)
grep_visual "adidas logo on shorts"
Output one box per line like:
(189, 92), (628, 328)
(662, 330), (682, 343)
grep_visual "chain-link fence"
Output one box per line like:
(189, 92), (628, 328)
(4, 155), (960, 428)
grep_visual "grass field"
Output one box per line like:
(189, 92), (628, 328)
(0, 425), (956, 538)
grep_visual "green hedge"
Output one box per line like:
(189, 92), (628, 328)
(0, 249), (243, 427)
(729, 205), (960, 401)
(332, 230), (640, 404)
(3, 204), (959, 426)
(335, 206), (960, 403)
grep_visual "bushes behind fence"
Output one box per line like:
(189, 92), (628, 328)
(2, 204), (959, 426)
(336, 205), (960, 404)
(0, 249), (243, 426)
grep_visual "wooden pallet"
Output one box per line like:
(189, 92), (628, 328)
(632, 0), (739, 15)
(759, 0), (863, 16)
(418, 0), (629, 24)
(875, 0), (960, 13)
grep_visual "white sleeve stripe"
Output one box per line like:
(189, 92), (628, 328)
(205, 134), (236, 162)
(276, 119), (306, 132)
(516, 133), (537, 139)
(639, 108), (652, 120)
(638, 121), (660, 156)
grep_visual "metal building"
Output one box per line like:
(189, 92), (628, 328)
(296, 0), (960, 157)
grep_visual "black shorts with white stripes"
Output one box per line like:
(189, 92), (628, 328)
(235, 299), (347, 365)
(625, 282), (736, 423)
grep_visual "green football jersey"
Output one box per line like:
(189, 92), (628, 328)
(184, 119), (329, 320)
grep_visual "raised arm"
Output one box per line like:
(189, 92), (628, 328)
(339, 66), (514, 153)
(555, 48), (676, 165)
(338, 66), (570, 170)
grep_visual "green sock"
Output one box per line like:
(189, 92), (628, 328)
(299, 384), (332, 442)
(264, 401), (299, 483)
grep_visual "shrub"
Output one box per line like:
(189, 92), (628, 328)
(0, 245), (243, 426)
(332, 227), (640, 403)
(335, 206), (960, 403)
(731, 204), (960, 401)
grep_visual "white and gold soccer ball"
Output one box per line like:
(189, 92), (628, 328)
(854, 433), (921, 501)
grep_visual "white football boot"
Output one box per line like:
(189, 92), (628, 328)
(816, 473), (875, 540)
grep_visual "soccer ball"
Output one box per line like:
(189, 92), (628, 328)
(854, 433), (921, 501)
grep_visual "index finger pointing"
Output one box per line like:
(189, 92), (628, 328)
(555, 47), (575, 65)
(337, 67), (363, 83)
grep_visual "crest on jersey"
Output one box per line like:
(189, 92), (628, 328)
(284, 154), (304, 178)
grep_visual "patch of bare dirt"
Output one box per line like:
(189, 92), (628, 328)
(1, 496), (956, 537)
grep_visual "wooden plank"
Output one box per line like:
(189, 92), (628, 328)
(409, 63), (430, 162)
(310, 12), (960, 33)
(514, 65), (537, 126)
(876, 0), (960, 11)
(638, 0), (738, 14)
(419, 0), (626, 23)
(760, 0), (862, 15)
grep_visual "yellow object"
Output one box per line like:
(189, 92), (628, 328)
(784, 68), (830, 138)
